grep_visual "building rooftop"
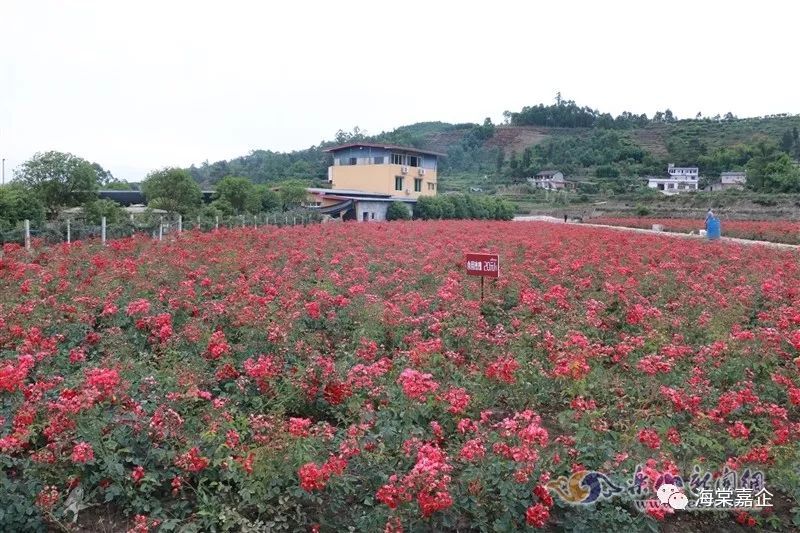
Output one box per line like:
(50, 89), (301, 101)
(307, 187), (393, 198)
(536, 170), (562, 177)
(323, 142), (446, 157)
(322, 194), (417, 203)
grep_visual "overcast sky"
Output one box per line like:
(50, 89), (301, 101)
(1, 0), (798, 181)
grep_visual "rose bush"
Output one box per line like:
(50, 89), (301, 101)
(0, 221), (799, 531)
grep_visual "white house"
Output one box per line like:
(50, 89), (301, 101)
(721, 171), (747, 187)
(705, 171), (746, 192)
(527, 170), (567, 190)
(647, 164), (699, 194)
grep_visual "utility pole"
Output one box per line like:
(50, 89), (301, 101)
(2, 158), (5, 185)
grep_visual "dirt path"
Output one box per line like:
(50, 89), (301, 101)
(513, 217), (800, 251)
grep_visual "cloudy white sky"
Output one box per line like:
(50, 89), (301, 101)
(1, 0), (798, 181)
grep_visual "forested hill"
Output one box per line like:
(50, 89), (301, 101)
(186, 100), (800, 190)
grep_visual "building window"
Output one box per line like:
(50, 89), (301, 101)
(373, 156), (384, 164)
(349, 157), (357, 166)
(414, 178), (422, 192)
(408, 155), (419, 167)
(371, 213), (375, 219)
(427, 182), (436, 191)
(395, 176), (404, 191)
(391, 153), (405, 165)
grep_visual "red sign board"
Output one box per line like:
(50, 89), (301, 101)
(465, 253), (500, 278)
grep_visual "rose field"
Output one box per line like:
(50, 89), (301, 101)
(589, 217), (800, 245)
(2, 221), (800, 532)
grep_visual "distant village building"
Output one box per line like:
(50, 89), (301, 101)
(305, 143), (443, 222)
(647, 163), (699, 194)
(706, 171), (747, 192)
(721, 171), (747, 185)
(527, 170), (571, 190)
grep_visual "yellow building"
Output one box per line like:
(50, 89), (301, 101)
(325, 142), (443, 198)
(306, 143), (444, 221)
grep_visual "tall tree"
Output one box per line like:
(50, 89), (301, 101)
(334, 126), (367, 145)
(745, 140), (792, 191)
(91, 162), (116, 186)
(793, 127), (800, 158)
(253, 184), (281, 212)
(277, 181), (308, 211)
(141, 168), (202, 215)
(780, 130), (794, 153)
(521, 147), (533, 170)
(14, 151), (99, 219)
(214, 176), (256, 214)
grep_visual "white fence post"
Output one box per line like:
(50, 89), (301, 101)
(215, 216), (219, 230)
(159, 216), (163, 241)
(66, 219), (71, 244)
(178, 214), (182, 233)
(101, 217), (107, 245)
(24, 219), (31, 250)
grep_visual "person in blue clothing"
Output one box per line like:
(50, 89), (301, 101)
(705, 209), (714, 229)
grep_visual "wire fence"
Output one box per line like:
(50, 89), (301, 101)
(0, 210), (324, 250)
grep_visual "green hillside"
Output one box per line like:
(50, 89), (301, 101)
(186, 101), (800, 194)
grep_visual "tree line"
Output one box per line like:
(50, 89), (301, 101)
(502, 96), (743, 130)
(407, 194), (515, 221)
(1, 152), (316, 231)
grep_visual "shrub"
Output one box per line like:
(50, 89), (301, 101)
(386, 202), (411, 221)
(82, 198), (125, 224)
(0, 185), (45, 230)
(414, 197), (443, 220)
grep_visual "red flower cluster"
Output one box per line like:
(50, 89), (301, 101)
(175, 447), (210, 472)
(298, 454), (349, 492)
(396, 368), (439, 401)
(637, 429), (661, 450)
(71, 441), (94, 463)
(525, 503), (550, 528)
(376, 442), (453, 517)
(205, 330), (230, 359)
(484, 356), (520, 384)
(132, 465), (145, 483)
